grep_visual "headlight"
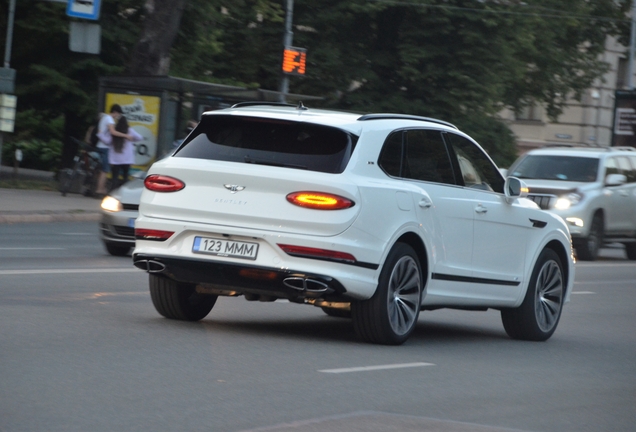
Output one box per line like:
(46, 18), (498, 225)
(101, 196), (123, 212)
(554, 192), (583, 210)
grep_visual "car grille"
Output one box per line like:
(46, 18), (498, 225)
(527, 194), (556, 210)
(123, 204), (139, 211)
(114, 226), (135, 238)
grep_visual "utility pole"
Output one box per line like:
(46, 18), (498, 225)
(0, 0), (17, 172)
(629, 0), (636, 89)
(279, 0), (294, 103)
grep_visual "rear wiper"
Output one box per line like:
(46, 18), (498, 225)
(244, 155), (307, 170)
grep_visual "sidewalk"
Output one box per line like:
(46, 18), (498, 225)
(0, 166), (101, 224)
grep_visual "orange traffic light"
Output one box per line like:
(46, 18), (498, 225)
(282, 47), (306, 76)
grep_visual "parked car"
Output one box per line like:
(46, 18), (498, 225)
(132, 102), (574, 345)
(99, 175), (144, 256)
(507, 146), (636, 261)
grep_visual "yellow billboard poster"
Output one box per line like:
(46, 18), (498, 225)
(104, 93), (161, 171)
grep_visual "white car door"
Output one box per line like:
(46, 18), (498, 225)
(444, 133), (530, 303)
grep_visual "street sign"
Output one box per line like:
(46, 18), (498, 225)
(66, 0), (102, 21)
(0, 68), (16, 94)
(69, 22), (101, 54)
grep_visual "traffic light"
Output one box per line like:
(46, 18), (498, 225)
(282, 47), (306, 76)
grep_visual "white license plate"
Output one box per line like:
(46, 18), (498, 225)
(192, 236), (259, 260)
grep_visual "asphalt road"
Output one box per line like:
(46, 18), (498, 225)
(1, 222), (635, 432)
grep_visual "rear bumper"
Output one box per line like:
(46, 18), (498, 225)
(133, 253), (350, 301)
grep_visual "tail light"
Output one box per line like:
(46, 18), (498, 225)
(135, 229), (174, 241)
(286, 191), (354, 210)
(144, 175), (185, 192)
(278, 244), (356, 264)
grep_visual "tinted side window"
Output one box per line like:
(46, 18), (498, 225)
(445, 133), (504, 193)
(629, 156), (636, 183)
(403, 130), (456, 185)
(616, 156), (635, 183)
(378, 131), (403, 177)
(604, 157), (620, 177)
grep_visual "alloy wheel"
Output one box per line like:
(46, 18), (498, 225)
(387, 256), (422, 336)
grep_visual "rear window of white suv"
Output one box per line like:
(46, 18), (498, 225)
(174, 115), (359, 174)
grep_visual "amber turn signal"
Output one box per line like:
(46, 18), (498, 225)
(286, 191), (354, 210)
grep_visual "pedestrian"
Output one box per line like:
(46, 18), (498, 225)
(95, 104), (131, 197)
(108, 115), (142, 192)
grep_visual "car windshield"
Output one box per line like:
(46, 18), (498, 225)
(510, 155), (599, 182)
(173, 115), (358, 174)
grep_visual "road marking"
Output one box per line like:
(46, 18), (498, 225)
(0, 268), (140, 275)
(571, 291), (596, 295)
(575, 280), (633, 285)
(318, 362), (435, 374)
(61, 233), (93, 236)
(0, 247), (66, 250)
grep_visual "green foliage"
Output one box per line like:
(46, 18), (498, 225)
(0, 0), (631, 170)
(1, 138), (62, 172)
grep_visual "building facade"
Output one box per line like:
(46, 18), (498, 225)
(500, 37), (630, 156)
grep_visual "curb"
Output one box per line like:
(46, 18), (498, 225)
(0, 212), (101, 224)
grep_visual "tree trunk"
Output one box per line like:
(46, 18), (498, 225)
(126, 0), (188, 76)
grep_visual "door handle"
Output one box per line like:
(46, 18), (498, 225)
(419, 197), (432, 208)
(475, 204), (488, 214)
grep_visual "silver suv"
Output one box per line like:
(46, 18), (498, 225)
(507, 146), (636, 260)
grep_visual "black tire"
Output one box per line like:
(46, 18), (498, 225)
(105, 243), (131, 256)
(501, 248), (565, 341)
(149, 274), (217, 321)
(624, 242), (636, 261)
(352, 243), (422, 345)
(575, 213), (603, 261)
(321, 307), (352, 319)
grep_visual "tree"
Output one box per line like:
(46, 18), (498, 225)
(284, 0), (630, 165)
(126, 0), (188, 75)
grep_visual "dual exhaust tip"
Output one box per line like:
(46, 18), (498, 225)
(133, 259), (166, 273)
(283, 276), (329, 293)
(134, 260), (330, 294)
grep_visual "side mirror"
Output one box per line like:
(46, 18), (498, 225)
(504, 176), (528, 203)
(605, 173), (626, 187)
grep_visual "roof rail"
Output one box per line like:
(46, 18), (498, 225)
(609, 146), (636, 152)
(231, 101), (296, 109)
(542, 143), (577, 148)
(357, 113), (457, 129)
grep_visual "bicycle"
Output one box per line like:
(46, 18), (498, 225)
(59, 137), (101, 197)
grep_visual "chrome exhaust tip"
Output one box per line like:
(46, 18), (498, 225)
(283, 277), (329, 293)
(133, 259), (166, 273)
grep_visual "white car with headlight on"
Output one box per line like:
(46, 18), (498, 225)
(507, 146), (636, 261)
(133, 102), (574, 345)
(99, 176), (144, 256)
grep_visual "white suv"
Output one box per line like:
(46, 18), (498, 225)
(507, 146), (636, 261)
(133, 103), (574, 345)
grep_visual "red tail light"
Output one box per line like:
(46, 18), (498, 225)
(278, 244), (356, 264)
(144, 175), (185, 192)
(135, 229), (174, 241)
(286, 191), (354, 210)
